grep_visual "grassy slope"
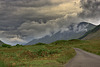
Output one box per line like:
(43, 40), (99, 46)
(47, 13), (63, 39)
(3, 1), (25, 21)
(80, 25), (100, 40)
(83, 30), (100, 40)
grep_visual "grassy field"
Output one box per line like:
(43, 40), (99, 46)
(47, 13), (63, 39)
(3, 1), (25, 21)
(0, 41), (75, 67)
(0, 39), (100, 67)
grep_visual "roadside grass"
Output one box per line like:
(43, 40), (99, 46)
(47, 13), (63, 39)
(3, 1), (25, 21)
(74, 40), (100, 56)
(0, 41), (76, 67)
(68, 40), (100, 56)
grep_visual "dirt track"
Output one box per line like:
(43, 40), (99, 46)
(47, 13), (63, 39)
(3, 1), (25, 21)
(66, 48), (100, 67)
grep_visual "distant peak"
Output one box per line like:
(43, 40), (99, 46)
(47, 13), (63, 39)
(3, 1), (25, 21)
(79, 22), (90, 25)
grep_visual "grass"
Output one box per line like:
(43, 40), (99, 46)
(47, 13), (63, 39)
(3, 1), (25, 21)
(0, 39), (100, 67)
(0, 41), (76, 67)
(0, 61), (6, 67)
(72, 40), (100, 55)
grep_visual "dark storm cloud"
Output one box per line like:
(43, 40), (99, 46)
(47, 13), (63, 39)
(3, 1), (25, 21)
(0, 0), (66, 30)
(2, 0), (60, 7)
(0, 0), (76, 30)
(79, 0), (100, 18)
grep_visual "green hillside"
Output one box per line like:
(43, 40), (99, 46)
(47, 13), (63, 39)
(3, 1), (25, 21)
(79, 25), (100, 40)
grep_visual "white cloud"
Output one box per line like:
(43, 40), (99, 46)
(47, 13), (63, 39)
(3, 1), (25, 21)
(17, 12), (82, 40)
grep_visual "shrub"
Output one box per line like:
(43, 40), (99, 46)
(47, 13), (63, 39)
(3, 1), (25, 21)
(37, 49), (48, 57)
(68, 39), (82, 44)
(35, 43), (47, 45)
(51, 40), (67, 45)
(34, 48), (60, 57)
(21, 50), (35, 58)
(48, 49), (61, 54)
(2, 44), (11, 48)
(16, 44), (23, 47)
(68, 39), (81, 42)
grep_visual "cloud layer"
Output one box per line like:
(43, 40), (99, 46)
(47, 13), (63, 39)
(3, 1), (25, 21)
(79, 0), (100, 24)
(0, 0), (99, 45)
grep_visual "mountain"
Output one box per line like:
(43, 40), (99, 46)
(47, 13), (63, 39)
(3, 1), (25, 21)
(26, 22), (96, 45)
(80, 25), (100, 40)
(0, 40), (5, 46)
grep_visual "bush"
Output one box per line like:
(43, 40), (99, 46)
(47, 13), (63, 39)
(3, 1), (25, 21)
(68, 39), (82, 44)
(2, 44), (11, 48)
(48, 49), (61, 54)
(34, 48), (60, 57)
(16, 44), (23, 47)
(51, 40), (67, 45)
(68, 39), (81, 42)
(36, 49), (48, 57)
(35, 43), (47, 45)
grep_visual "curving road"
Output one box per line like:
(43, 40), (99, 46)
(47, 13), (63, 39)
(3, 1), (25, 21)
(66, 48), (100, 67)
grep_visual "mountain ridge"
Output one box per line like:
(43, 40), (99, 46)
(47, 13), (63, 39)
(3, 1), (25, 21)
(26, 22), (96, 45)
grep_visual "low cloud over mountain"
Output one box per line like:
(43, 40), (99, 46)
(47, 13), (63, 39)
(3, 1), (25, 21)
(0, 0), (99, 45)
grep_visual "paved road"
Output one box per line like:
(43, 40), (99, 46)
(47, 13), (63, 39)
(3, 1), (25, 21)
(66, 48), (100, 67)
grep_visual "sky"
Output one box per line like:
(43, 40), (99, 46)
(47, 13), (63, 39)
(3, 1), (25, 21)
(0, 0), (100, 45)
